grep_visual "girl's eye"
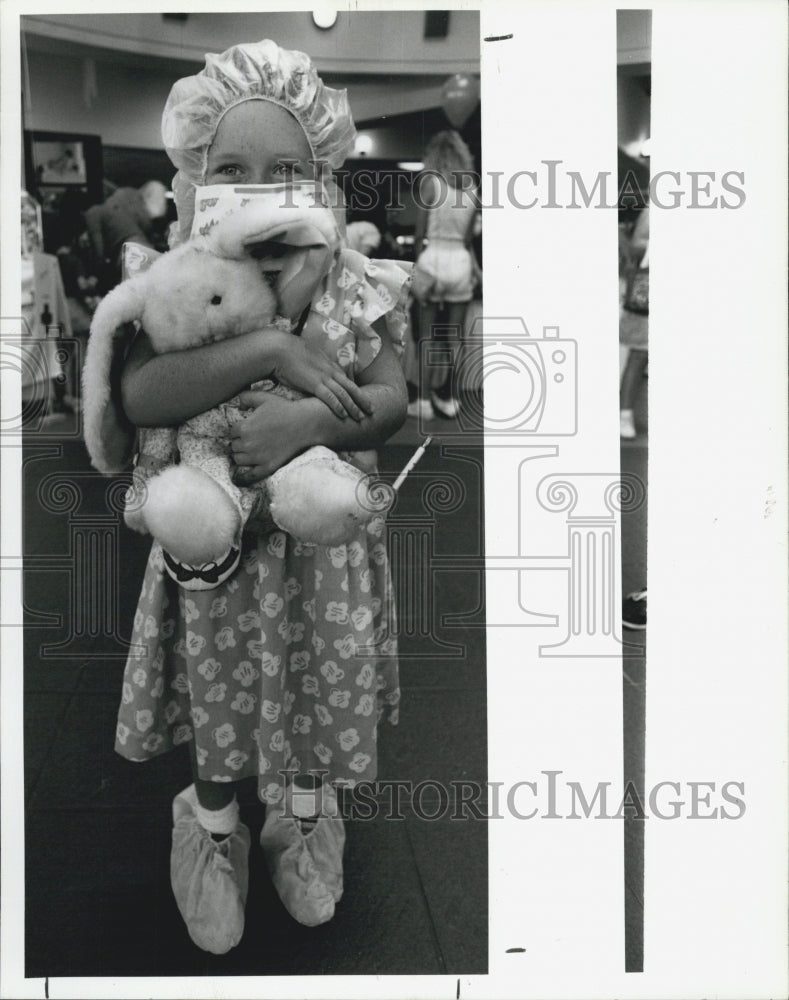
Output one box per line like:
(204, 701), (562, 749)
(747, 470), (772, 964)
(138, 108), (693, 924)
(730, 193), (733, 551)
(211, 295), (222, 305)
(275, 161), (302, 178)
(218, 164), (241, 177)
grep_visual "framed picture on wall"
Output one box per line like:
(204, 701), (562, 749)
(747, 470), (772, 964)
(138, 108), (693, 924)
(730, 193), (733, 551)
(23, 130), (104, 249)
(25, 131), (103, 197)
(33, 138), (88, 184)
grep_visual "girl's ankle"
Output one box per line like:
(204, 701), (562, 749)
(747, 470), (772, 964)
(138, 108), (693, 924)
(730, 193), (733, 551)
(194, 779), (237, 812)
(290, 775), (322, 820)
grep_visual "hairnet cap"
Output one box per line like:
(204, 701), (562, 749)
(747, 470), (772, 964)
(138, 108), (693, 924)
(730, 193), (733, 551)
(162, 39), (357, 181)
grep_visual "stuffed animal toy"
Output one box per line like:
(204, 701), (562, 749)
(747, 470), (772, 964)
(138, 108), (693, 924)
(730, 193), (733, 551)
(82, 196), (391, 590)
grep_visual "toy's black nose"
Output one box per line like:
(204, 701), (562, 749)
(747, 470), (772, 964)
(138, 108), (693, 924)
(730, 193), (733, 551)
(211, 294), (222, 305)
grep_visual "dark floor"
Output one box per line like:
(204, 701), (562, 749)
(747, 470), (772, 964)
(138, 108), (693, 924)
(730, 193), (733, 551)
(23, 405), (488, 978)
(22, 374), (647, 978)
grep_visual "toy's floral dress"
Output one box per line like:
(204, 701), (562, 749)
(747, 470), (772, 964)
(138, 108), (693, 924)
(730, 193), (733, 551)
(115, 248), (410, 802)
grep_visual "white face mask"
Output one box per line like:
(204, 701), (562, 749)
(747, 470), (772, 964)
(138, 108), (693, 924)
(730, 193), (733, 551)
(190, 181), (330, 241)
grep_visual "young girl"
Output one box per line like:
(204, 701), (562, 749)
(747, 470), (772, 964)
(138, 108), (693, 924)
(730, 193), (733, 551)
(409, 130), (480, 421)
(110, 40), (410, 954)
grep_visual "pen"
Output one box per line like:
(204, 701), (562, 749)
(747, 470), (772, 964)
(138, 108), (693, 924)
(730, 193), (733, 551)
(393, 436), (433, 492)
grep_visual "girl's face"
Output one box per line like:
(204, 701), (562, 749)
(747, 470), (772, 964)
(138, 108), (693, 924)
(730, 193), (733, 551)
(205, 100), (315, 186)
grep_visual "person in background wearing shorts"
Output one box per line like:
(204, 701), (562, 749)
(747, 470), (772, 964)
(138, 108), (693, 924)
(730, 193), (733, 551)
(408, 131), (480, 421)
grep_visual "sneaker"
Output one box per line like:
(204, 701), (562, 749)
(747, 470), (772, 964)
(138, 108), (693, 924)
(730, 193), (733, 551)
(260, 783), (345, 927)
(430, 391), (460, 419)
(170, 785), (250, 954)
(620, 409), (636, 439)
(161, 544), (241, 591)
(407, 398), (434, 422)
(622, 589), (647, 630)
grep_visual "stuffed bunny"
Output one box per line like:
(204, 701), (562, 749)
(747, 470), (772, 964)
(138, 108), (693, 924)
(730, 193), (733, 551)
(83, 199), (391, 590)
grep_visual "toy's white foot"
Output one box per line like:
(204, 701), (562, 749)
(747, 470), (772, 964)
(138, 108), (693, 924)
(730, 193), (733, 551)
(123, 471), (150, 535)
(143, 465), (241, 565)
(269, 446), (393, 546)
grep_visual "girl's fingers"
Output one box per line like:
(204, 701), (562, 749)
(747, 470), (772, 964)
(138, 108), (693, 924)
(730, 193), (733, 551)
(237, 390), (270, 410)
(234, 371), (370, 421)
(327, 380), (365, 422)
(324, 364), (372, 415)
(230, 436), (250, 457)
(313, 383), (349, 420)
(334, 370), (373, 414)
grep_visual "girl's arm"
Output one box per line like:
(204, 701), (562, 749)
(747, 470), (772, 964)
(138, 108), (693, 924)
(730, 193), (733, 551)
(463, 207), (482, 288)
(231, 333), (408, 482)
(462, 206), (479, 249)
(413, 172), (436, 260)
(121, 325), (370, 427)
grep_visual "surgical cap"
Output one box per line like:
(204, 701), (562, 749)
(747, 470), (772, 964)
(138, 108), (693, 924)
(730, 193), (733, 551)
(162, 39), (357, 240)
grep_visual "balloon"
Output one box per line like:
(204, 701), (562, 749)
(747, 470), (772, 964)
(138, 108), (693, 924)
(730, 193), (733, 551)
(441, 73), (480, 129)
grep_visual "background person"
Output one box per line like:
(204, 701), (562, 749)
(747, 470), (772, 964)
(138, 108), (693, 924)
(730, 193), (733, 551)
(345, 219), (382, 256)
(409, 130), (480, 420)
(619, 206), (649, 439)
(85, 180), (169, 290)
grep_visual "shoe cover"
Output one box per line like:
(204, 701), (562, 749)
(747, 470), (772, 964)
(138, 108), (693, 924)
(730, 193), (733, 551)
(170, 785), (250, 954)
(260, 784), (345, 927)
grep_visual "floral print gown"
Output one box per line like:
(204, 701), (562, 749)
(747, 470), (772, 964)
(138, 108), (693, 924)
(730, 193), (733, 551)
(114, 248), (411, 802)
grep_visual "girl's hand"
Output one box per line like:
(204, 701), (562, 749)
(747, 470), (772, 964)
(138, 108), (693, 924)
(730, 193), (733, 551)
(232, 333), (407, 485)
(270, 333), (371, 422)
(230, 391), (314, 482)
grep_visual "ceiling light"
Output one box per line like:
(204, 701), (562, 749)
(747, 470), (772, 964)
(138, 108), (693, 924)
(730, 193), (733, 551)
(313, 8), (337, 30)
(354, 134), (374, 157)
(397, 162), (424, 171)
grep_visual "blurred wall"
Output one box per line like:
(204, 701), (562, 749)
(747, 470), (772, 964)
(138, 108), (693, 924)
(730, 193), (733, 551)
(24, 50), (172, 148)
(22, 10), (479, 152)
(22, 10), (480, 75)
(23, 48), (459, 148)
(616, 9), (650, 158)
(617, 75), (650, 157)
(616, 9), (651, 65)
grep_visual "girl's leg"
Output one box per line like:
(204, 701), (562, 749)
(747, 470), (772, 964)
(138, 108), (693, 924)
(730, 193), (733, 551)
(189, 737), (236, 811)
(620, 348), (648, 411)
(426, 300), (466, 417)
(620, 348), (648, 439)
(417, 300), (442, 401)
(442, 300), (469, 394)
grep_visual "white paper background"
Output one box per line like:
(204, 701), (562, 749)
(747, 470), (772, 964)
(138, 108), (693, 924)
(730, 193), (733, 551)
(1, 1), (786, 998)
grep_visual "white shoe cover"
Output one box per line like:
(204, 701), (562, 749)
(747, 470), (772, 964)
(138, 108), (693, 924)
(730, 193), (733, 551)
(170, 785), (250, 954)
(260, 784), (345, 927)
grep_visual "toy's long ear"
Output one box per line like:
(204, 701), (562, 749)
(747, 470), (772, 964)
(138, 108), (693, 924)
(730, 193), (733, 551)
(82, 278), (146, 474)
(211, 198), (340, 260)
